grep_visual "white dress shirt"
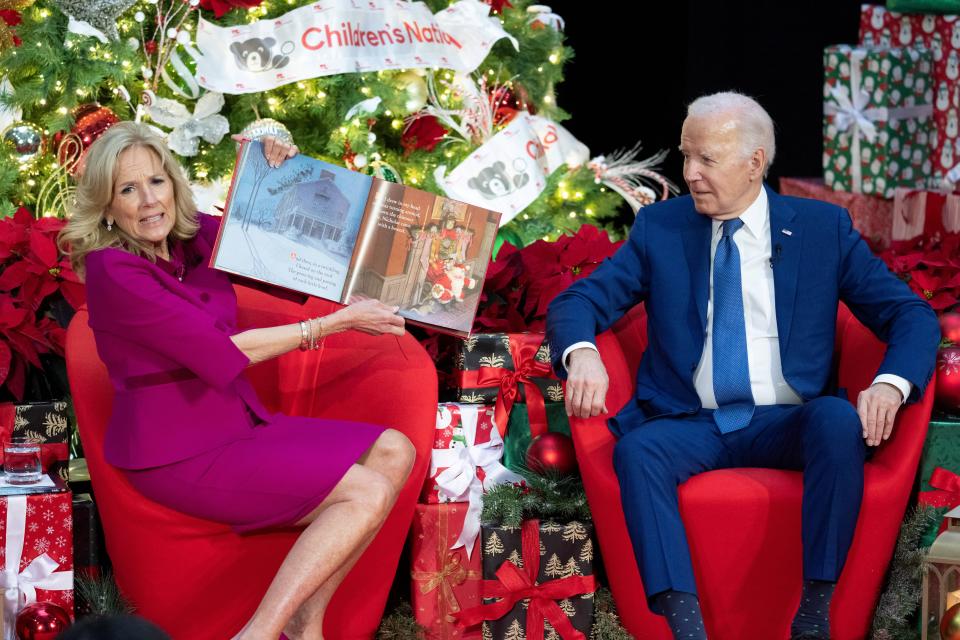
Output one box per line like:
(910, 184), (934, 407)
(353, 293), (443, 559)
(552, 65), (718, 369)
(563, 188), (911, 405)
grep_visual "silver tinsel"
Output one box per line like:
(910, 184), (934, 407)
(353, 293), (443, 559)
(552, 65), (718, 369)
(238, 118), (294, 145)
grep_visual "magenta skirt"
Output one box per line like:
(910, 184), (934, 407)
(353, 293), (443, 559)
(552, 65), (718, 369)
(123, 416), (385, 533)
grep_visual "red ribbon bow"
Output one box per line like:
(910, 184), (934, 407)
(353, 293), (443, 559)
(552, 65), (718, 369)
(462, 335), (554, 438)
(919, 466), (960, 534)
(454, 519), (596, 640)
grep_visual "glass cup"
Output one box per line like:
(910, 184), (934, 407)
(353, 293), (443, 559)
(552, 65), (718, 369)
(3, 437), (42, 485)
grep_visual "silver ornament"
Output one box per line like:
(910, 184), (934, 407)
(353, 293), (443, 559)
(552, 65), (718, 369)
(2, 121), (44, 164)
(238, 118), (294, 145)
(52, 0), (138, 42)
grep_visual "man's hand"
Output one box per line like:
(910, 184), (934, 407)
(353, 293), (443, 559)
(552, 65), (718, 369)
(857, 382), (903, 446)
(565, 348), (609, 418)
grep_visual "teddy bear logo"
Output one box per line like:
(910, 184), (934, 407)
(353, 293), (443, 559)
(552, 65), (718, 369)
(230, 37), (292, 72)
(467, 160), (530, 200)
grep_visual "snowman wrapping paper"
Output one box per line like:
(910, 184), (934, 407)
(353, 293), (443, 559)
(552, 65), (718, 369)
(859, 4), (960, 185)
(823, 44), (933, 198)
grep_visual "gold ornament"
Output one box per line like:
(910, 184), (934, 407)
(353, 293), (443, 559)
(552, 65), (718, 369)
(2, 120), (44, 165)
(942, 603), (960, 640)
(396, 70), (428, 114)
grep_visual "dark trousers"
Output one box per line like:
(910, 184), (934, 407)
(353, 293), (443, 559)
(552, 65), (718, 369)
(612, 397), (866, 613)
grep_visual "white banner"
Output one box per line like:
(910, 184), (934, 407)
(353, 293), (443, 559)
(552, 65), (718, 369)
(434, 112), (589, 225)
(195, 0), (517, 95)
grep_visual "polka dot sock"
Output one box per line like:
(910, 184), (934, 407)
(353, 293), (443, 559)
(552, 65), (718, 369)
(654, 590), (707, 640)
(790, 579), (835, 639)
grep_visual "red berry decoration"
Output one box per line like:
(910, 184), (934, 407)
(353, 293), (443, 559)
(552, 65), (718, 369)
(942, 312), (960, 344)
(936, 346), (960, 413)
(526, 432), (578, 476)
(15, 602), (71, 640)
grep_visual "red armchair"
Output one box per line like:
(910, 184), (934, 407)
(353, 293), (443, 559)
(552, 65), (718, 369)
(65, 284), (438, 640)
(574, 304), (935, 640)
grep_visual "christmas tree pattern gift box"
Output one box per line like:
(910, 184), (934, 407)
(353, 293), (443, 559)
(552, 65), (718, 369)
(455, 519), (596, 639)
(823, 44), (933, 198)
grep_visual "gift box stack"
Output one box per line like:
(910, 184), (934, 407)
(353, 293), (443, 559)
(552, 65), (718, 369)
(782, 3), (960, 250)
(412, 330), (590, 638)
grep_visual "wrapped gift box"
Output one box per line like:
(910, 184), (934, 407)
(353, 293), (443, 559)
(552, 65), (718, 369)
(859, 4), (960, 184)
(892, 186), (960, 243)
(0, 402), (71, 481)
(410, 503), (483, 640)
(779, 177), (894, 250)
(823, 44), (933, 198)
(452, 333), (561, 405)
(422, 403), (519, 505)
(915, 414), (960, 545)
(0, 490), (74, 638)
(456, 519), (596, 638)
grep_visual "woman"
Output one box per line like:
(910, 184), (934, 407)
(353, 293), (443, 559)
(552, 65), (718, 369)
(59, 122), (415, 640)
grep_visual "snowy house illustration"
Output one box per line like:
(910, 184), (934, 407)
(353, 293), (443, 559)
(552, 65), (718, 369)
(273, 171), (350, 244)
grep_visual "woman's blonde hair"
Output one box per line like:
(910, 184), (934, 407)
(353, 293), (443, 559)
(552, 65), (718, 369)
(58, 121), (199, 279)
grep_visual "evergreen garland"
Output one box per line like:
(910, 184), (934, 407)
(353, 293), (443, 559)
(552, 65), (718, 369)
(590, 588), (633, 640)
(376, 601), (426, 640)
(480, 469), (591, 528)
(74, 571), (134, 617)
(870, 504), (944, 640)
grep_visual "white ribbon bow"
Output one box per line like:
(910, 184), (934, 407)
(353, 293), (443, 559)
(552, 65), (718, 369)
(1, 496), (73, 640)
(824, 48), (933, 194)
(146, 91), (230, 157)
(431, 407), (521, 558)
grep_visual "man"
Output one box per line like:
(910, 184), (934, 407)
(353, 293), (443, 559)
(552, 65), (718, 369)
(546, 92), (940, 640)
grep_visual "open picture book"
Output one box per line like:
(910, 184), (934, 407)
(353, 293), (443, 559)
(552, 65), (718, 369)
(211, 140), (502, 337)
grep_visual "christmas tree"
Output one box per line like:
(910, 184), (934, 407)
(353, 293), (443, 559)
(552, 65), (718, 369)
(0, 0), (673, 246)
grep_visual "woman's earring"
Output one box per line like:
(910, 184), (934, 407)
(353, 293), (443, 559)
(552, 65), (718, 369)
(106, 219), (113, 231)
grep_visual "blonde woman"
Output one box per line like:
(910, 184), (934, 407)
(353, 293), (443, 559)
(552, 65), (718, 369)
(61, 122), (414, 640)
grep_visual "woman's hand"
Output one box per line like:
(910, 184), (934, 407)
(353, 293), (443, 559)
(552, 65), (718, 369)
(230, 134), (299, 168)
(331, 299), (405, 336)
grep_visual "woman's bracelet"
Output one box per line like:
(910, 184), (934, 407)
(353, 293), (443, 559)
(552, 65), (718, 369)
(298, 319), (310, 351)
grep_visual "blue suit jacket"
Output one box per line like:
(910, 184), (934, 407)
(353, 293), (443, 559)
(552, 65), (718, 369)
(546, 186), (941, 438)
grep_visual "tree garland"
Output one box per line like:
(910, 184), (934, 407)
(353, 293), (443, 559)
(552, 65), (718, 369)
(480, 469), (591, 528)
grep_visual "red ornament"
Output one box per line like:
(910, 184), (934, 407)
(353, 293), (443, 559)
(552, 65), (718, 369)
(15, 603), (71, 640)
(72, 103), (120, 147)
(199, 0), (264, 19)
(936, 347), (960, 412)
(526, 432), (577, 476)
(401, 115), (447, 156)
(941, 602), (960, 640)
(942, 312), (960, 345)
(144, 39), (158, 55)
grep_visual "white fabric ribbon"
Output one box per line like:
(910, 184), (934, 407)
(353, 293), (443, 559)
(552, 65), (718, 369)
(431, 407), (520, 558)
(434, 112), (589, 225)
(194, 0), (517, 95)
(0, 496), (73, 640)
(161, 44), (203, 100)
(824, 49), (932, 193)
(145, 90), (230, 157)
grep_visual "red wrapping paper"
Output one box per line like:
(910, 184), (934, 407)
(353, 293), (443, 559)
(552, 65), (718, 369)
(410, 503), (483, 640)
(422, 404), (498, 504)
(892, 187), (960, 243)
(779, 177), (894, 250)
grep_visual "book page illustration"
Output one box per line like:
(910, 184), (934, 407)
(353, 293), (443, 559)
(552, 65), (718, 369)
(214, 141), (372, 300)
(345, 179), (499, 336)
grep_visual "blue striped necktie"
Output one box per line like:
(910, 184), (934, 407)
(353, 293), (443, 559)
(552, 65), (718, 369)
(712, 218), (755, 433)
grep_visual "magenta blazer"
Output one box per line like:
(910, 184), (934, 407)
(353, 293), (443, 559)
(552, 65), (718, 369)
(84, 214), (273, 469)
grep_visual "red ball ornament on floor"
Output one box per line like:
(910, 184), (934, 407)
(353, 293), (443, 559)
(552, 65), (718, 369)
(942, 312), (960, 345)
(526, 432), (578, 476)
(937, 347), (960, 413)
(15, 602), (71, 640)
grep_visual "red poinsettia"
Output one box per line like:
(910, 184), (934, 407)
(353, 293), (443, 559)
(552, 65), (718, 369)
(879, 232), (960, 312)
(0, 208), (85, 400)
(198, 0), (263, 19)
(484, 0), (513, 15)
(474, 225), (622, 332)
(401, 115), (448, 156)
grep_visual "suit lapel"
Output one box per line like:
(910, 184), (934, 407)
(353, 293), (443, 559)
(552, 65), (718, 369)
(681, 209), (712, 335)
(768, 187), (802, 351)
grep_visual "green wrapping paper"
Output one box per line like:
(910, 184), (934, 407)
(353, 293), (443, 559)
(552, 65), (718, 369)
(501, 402), (570, 473)
(887, 0), (960, 12)
(823, 44), (933, 197)
(915, 414), (960, 546)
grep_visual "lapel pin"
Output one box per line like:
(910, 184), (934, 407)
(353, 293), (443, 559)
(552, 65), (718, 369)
(781, 229), (793, 236)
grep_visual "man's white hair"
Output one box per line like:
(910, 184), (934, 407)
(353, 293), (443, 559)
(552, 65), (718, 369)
(687, 91), (776, 175)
